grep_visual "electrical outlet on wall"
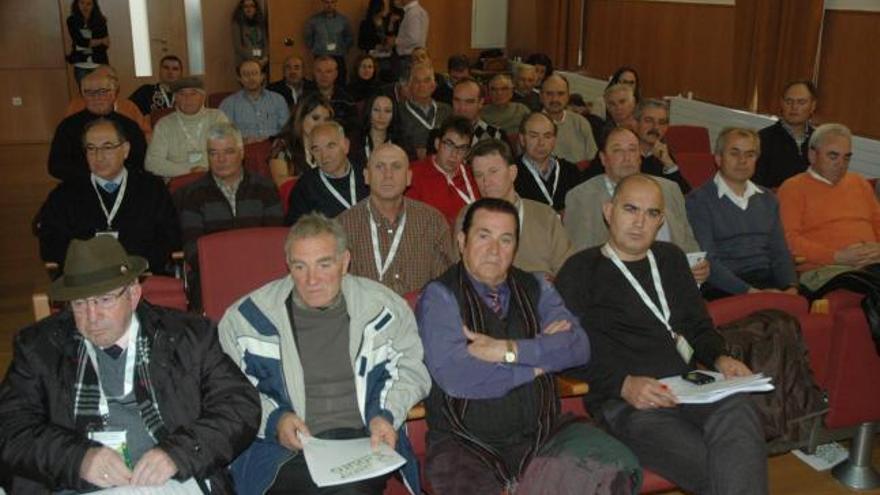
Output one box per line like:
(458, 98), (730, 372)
(11, 97), (22, 106)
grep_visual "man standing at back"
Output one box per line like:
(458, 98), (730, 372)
(304, 0), (353, 83)
(755, 81), (818, 188)
(129, 55), (183, 116)
(391, 0), (429, 77)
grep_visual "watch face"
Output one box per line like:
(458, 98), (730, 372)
(504, 351), (516, 363)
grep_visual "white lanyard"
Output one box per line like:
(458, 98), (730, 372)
(602, 244), (675, 339)
(405, 100), (437, 130)
(367, 202), (407, 281)
(91, 171), (128, 230)
(176, 113), (205, 151)
(432, 159), (475, 205)
(514, 198), (524, 232)
(603, 176), (616, 198)
(524, 157), (560, 206)
(159, 86), (172, 107)
(319, 167), (357, 209)
(83, 317), (139, 418)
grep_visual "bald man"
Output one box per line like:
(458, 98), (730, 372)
(556, 174), (767, 495)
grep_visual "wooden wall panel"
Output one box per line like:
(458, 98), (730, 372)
(0, 0), (66, 69)
(0, 69), (70, 144)
(202, 0), (245, 94)
(583, 0), (736, 107)
(507, 0), (539, 59)
(816, 10), (880, 139)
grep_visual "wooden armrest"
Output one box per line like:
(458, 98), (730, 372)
(794, 256), (806, 265)
(810, 298), (829, 315)
(406, 402), (426, 420)
(32, 293), (51, 322)
(556, 376), (589, 397)
(171, 251), (185, 261)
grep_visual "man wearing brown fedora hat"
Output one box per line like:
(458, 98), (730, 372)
(0, 236), (261, 493)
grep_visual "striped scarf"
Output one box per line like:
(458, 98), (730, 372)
(442, 265), (560, 490)
(73, 329), (168, 441)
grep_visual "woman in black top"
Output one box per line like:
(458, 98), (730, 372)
(348, 54), (381, 103)
(66, 0), (110, 83)
(349, 94), (413, 166)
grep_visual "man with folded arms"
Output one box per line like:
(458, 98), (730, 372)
(687, 127), (797, 299)
(0, 236), (260, 493)
(556, 174), (767, 495)
(418, 197), (640, 494)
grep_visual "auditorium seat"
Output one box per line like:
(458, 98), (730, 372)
(665, 125), (711, 154)
(207, 91), (233, 109)
(197, 226), (290, 322)
(167, 171), (206, 196)
(278, 177), (298, 216)
(243, 140), (274, 178)
(149, 107), (174, 127)
(675, 152), (716, 188)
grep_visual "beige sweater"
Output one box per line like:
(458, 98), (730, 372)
(145, 107), (229, 178)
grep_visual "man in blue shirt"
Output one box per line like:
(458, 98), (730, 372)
(304, 0), (353, 83)
(416, 197), (640, 494)
(219, 59), (289, 143)
(686, 127), (797, 299)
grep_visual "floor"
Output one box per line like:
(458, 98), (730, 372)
(0, 143), (878, 494)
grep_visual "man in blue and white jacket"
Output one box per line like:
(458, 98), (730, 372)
(219, 213), (430, 495)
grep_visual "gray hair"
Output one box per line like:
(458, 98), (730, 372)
(634, 98), (669, 120)
(714, 127), (760, 156)
(809, 123), (852, 150)
(284, 213), (349, 265)
(514, 63), (536, 78)
(206, 122), (244, 150)
(309, 120), (346, 141)
(604, 83), (635, 100)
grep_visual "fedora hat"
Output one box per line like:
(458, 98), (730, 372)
(48, 237), (148, 301)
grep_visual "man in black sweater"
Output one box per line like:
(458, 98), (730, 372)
(38, 118), (179, 275)
(556, 174), (768, 495)
(754, 80), (817, 188)
(48, 71), (147, 182)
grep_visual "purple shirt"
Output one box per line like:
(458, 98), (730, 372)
(416, 272), (590, 400)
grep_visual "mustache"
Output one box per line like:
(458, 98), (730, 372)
(647, 130), (662, 138)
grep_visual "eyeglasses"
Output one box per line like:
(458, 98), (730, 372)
(489, 86), (513, 92)
(83, 88), (113, 98)
(441, 139), (470, 154)
(84, 142), (125, 155)
(70, 286), (129, 312)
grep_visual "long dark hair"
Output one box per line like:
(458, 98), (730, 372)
(361, 94), (403, 145)
(233, 0), (265, 25)
(525, 53), (553, 79)
(70, 0), (106, 25)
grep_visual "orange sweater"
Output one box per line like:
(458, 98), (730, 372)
(778, 172), (880, 270)
(65, 98), (152, 141)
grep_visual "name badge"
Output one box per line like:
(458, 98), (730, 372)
(89, 430), (133, 468)
(80, 28), (92, 38)
(252, 48), (262, 57)
(188, 151), (203, 164)
(327, 43), (337, 52)
(95, 231), (119, 239)
(675, 334), (694, 364)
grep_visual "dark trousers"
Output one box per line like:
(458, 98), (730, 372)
(267, 428), (389, 495)
(600, 394), (768, 495)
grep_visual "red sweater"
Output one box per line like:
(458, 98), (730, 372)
(778, 171), (880, 270)
(407, 156), (480, 225)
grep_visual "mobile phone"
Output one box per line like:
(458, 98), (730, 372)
(681, 370), (715, 385)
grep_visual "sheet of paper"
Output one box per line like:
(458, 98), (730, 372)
(97, 478), (203, 494)
(302, 436), (405, 487)
(660, 371), (774, 404)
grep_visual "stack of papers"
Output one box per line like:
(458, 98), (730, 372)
(659, 371), (774, 404)
(792, 442), (849, 471)
(99, 479), (202, 494)
(302, 436), (406, 487)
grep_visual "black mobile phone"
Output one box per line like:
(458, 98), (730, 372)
(681, 370), (715, 385)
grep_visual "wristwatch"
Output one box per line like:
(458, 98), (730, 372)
(503, 339), (517, 364)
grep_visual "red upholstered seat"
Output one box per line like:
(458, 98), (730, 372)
(674, 152), (716, 188)
(197, 226), (290, 322)
(140, 275), (187, 311)
(167, 171), (206, 196)
(206, 91), (233, 108)
(278, 177), (298, 216)
(665, 125), (711, 154)
(244, 140), (274, 178)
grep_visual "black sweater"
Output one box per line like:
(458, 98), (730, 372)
(284, 165), (369, 225)
(555, 242), (726, 414)
(754, 121), (812, 189)
(513, 156), (585, 212)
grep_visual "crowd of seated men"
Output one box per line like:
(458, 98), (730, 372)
(7, 12), (880, 489)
